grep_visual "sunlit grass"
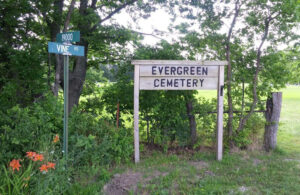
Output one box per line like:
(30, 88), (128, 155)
(196, 89), (217, 99)
(277, 85), (300, 156)
(108, 85), (300, 194)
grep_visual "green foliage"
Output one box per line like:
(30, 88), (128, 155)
(0, 44), (48, 110)
(0, 137), (64, 195)
(102, 41), (200, 147)
(0, 95), (133, 194)
(150, 91), (190, 146)
(68, 109), (133, 166)
(0, 0), (49, 110)
(0, 95), (63, 164)
(0, 163), (32, 194)
(33, 167), (70, 194)
(194, 97), (217, 146)
(0, 157), (77, 194)
(101, 62), (134, 123)
(174, 0), (299, 148)
(280, 47), (300, 84)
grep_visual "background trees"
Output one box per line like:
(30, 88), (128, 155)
(1, 0), (300, 193)
(169, 0), (299, 147)
(0, 0), (48, 109)
(0, 0), (299, 165)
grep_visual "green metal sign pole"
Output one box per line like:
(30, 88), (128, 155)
(63, 55), (69, 162)
(48, 31), (83, 166)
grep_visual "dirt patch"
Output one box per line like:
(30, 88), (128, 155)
(143, 170), (168, 183)
(103, 160), (210, 194)
(204, 170), (215, 176)
(252, 159), (262, 166)
(188, 161), (209, 170)
(103, 171), (143, 195)
(189, 161), (214, 176)
(103, 170), (169, 195)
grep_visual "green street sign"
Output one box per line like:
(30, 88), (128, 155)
(56, 31), (80, 43)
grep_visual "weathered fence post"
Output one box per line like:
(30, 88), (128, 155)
(186, 101), (197, 146)
(264, 92), (282, 152)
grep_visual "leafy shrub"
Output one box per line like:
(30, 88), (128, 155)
(0, 162), (33, 194)
(69, 109), (133, 166)
(0, 94), (133, 167)
(0, 135), (63, 194)
(195, 97), (217, 147)
(233, 113), (265, 148)
(0, 94), (134, 193)
(0, 95), (63, 164)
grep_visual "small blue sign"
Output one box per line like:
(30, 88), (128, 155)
(48, 42), (84, 56)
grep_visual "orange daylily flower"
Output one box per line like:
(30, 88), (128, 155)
(9, 159), (21, 172)
(26, 151), (36, 160)
(33, 154), (44, 162)
(53, 134), (59, 143)
(47, 162), (55, 169)
(39, 164), (48, 173)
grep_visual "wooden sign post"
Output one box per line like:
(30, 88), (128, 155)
(132, 60), (227, 163)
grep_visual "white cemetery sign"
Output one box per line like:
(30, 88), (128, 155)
(132, 60), (227, 162)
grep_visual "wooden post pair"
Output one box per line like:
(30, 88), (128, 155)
(132, 60), (227, 163)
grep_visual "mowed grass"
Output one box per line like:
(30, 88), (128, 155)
(125, 152), (300, 194)
(109, 86), (300, 194)
(196, 90), (217, 99)
(277, 85), (300, 156)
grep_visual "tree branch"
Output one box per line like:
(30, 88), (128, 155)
(131, 30), (164, 40)
(91, 0), (98, 9)
(226, 0), (241, 142)
(90, 0), (137, 31)
(237, 15), (272, 132)
(63, 0), (76, 32)
(227, 1), (240, 42)
(42, 12), (51, 29)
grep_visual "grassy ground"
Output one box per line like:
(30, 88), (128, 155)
(196, 90), (217, 99)
(277, 86), (300, 157)
(105, 86), (300, 194)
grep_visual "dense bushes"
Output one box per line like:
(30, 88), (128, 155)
(0, 94), (133, 193)
(0, 95), (63, 164)
(69, 109), (133, 166)
(0, 94), (133, 165)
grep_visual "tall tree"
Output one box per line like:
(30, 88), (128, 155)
(42, 0), (164, 111)
(0, 0), (49, 109)
(170, 0), (299, 146)
(225, 0), (241, 146)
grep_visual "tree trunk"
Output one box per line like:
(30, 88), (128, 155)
(226, 1), (240, 148)
(53, 55), (63, 96)
(186, 101), (197, 146)
(66, 54), (87, 113)
(49, 0), (137, 111)
(47, 0), (64, 96)
(237, 15), (273, 132)
(264, 92), (282, 152)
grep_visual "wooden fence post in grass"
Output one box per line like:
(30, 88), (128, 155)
(186, 101), (197, 147)
(264, 92), (282, 152)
